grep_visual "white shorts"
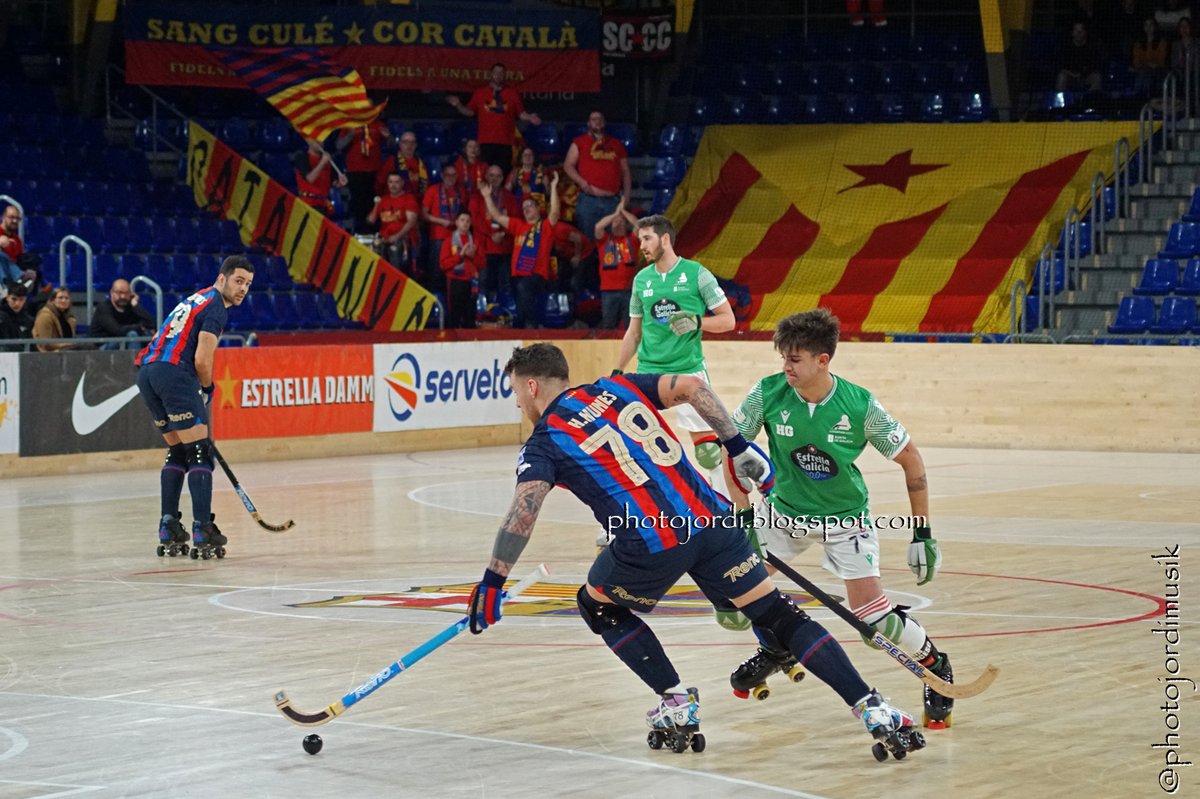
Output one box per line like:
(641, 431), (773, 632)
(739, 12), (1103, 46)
(760, 516), (882, 582)
(670, 368), (713, 433)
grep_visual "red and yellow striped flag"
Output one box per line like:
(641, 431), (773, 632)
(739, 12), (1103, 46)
(667, 123), (1141, 334)
(213, 47), (385, 142)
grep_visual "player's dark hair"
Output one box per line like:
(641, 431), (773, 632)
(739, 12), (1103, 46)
(220, 255), (254, 277)
(635, 214), (676, 245)
(504, 343), (570, 381)
(774, 308), (840, 358)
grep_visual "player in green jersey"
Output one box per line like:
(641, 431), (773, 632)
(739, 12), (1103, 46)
(611, 214), (736, 501)
(722, 308), (954, 729)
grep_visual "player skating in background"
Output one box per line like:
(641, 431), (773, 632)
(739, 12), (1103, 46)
(464, 343), (927, 759)
(720, 308), (954, 728)
(136, 255), (253, 560)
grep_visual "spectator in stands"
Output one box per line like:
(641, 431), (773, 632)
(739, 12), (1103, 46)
(506, 146), (548, 210)
(847, 0), (887, 27)
(1057, 21), (1104, 93)
(593, 199), (641, 330)
(90, 278), (155, 348)
(0, 205), (24, 265)
(294, 138), (348, 217)
(446, 63), (542, 174)
(439, 211), (482, 330)
(563, 111), (632, 253)
(1132, 15), (1170, 95)
(551, 218), (595, 296)
(422, 162), (471, 289)
(1, 205), (49, 309)
(386, 129), (429, 199)
(368, 173), (421, 275)
(1172, 16), (1197, 75)
(471, 164), (519, 304)
(0, 283), (34, 350)
(1156, 0), (1192, 36)
(477, 172), (561, 329)
(338, 118), (392, 232)
(32, 287), (77, 352)
(455, 139), (489, 190)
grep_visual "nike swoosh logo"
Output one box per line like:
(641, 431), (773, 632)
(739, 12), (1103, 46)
(72, 375), (141, 436)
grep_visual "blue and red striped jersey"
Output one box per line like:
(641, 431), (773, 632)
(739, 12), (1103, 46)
(136, 288), (227, 374)
(516, 373), (730, 553)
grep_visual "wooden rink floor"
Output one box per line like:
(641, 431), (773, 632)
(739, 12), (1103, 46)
(0, 439), (1197, 798)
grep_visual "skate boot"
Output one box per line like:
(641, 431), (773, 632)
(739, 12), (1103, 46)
(156, 513), (190, 558)
(923, 653), (954, 729)
(645, 688), (705, 753)
(854, 689), (926, 762)
(189, 515), (227, 560)
(730, 646), (806, 700)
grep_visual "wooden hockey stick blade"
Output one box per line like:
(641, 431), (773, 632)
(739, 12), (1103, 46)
(766, 551), (998, 700)
(273, 563), (550, 727)
(252, 511), (295, 533)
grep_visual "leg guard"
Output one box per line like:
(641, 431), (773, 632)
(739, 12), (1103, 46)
(856, 601), (937, 663)
(577, 587), (679, 694)
(742, 589), (871, 706)
(185, 439), (214, 524)
(161, 444), (187, 517)
(711, 594), (751, 632)
(693, 434), (722, 470)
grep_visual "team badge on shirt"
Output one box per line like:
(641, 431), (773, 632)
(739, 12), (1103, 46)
(827, 413), (856, 444)
(791, 444), (838, 481)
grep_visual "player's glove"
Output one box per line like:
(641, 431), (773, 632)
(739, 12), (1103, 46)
(200, 384), (215, 406)
(610, 369), (623, 377)
(722, 434), (775, 495)
(467, 568), (506, 634)
(907, 526), (942, 586)
(667, 311), (700, 336)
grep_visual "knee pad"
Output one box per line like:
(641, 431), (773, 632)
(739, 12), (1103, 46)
(164, 444), (187, 469)
(576, 585), (633, 635)
(186, 439), (213, 470)
(694, 434), (722, 470)
(860, 604), (933, 661)
(743, 589), (811, 646)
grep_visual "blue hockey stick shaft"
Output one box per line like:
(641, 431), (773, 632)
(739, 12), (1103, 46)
(274, 563), (549, 726)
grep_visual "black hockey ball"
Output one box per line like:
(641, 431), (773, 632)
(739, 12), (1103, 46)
(302, 733), (323, 755)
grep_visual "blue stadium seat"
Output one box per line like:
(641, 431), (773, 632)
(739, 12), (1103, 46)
(448, 119), (477, 151)
(650, 125), (683, 157)
(59, 180), (89, 215)
(769, 63), (805, 93)
(916, 93), (948, 122)
(426, 159), (442, 186)
(171, 218), (200, 255)
(525, 124), (563, 159)
(608, 123), (638, 157)
(118, 254), (143, 281)
(249, 293), (277, 331)
(261, 153), (295, 188)
(412, 122), (450, 156)
(689, 95), (717, 126)
(876, 93), (909, 122)
(877, 62), (913, 92)
(256, 119), (293, 153)
(100, 217), (129, 253)
(540, 292), (571, 328)
(762, 94), (802, 123)
(1107, 296), (1155, 333)
(954, 93), (990, 122)
(1160, 222), (1200, 259)
(1178, 259), (1200, 295)
(168, 254), (199, 291)
(1133, 259), (1179, 295)
(92, 253), (119, 286)
(650, 187), (675, 215)
(219, 119), (252, 152)
(1103, 186), (1116, 220)
(197, 217), (223, 253)
(63, 252), (89, 291)
(266, 256), (294, 291)
(102, 182), (134, 216)
(21, 216), (52, 251)
(1150, 296), (1197, 334)
(194, 254), (220, 287)
(844, 63), (878, 94)
(143, 255), (171, 290)
(1184, 188), (1200, 223)
(840, 94), (876, 123)
(218, 219), (244, 252)
(293, 289), (323, 329)
(951, 61), (985, 91)
(562, 123), (587, 143)
(724, 95), (754, 123)
(315, 292), (345, 327)
(1030, 256), (1066, 295)
(803, 63), (844, 94)
(149, 217), (176, 254)
(912, 63), (948, 91)
(801, 94), (834, 124)
(683, 126), (705, 156)
(271, 292), (303, 329)
(647, 157), (686, 190)
(1057, 220), (1092, 259)
(76, 216), (104, 250)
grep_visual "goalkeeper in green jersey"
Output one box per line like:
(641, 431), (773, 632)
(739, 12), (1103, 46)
(721, 308), (955, 729)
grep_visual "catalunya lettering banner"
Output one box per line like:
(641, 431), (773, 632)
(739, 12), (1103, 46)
(188, 121), (435, 332)
(669, 123), (1141, 334)
(212, 345), (374, 439)
(124, 1), (600, 92)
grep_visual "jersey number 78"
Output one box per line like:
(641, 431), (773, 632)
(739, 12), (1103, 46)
(579, 402), (683, 486)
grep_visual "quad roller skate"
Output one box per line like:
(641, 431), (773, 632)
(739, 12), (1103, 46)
(155, 513), (190, 558)
(854, 690), (927, 762)
(189, 515), (227, 560)
(645, 688), (705, 754)
(923, 653), (954, 729)
(730, 646), (806, 700)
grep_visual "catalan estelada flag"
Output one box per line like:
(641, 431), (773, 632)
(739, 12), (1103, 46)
(212, 47), (384, 142)
(666, 123), (1142, 334)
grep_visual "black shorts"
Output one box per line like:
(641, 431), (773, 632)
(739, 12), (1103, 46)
(137, 361), (206, 433)
(587, 521), (770, 611)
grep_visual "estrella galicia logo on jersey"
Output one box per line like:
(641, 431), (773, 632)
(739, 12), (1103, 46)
(385, 353), (421, 422)
(791, 444), (839, 481)
(652, 297), (681, 323)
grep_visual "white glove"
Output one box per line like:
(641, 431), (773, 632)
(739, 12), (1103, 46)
(907, 527), (942, 586)
(725, 440), (775, 494)
(667, 311), (700, 336)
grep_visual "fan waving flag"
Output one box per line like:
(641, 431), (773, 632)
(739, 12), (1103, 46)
(213, 47), (384, 142)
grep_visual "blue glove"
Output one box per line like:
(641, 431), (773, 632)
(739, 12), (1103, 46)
(467, 568), (506, 634)
(200, 384), (215, 407)
(723, 435), (775, 495)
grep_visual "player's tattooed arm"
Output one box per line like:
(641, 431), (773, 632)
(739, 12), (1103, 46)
(489, 480), (553, 574)
(664, 375), (740, 441)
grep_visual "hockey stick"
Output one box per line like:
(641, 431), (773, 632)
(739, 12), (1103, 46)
(274, 563), (550, 727)
(209, 443), (296, 533)
(766, 552), (998, 700)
